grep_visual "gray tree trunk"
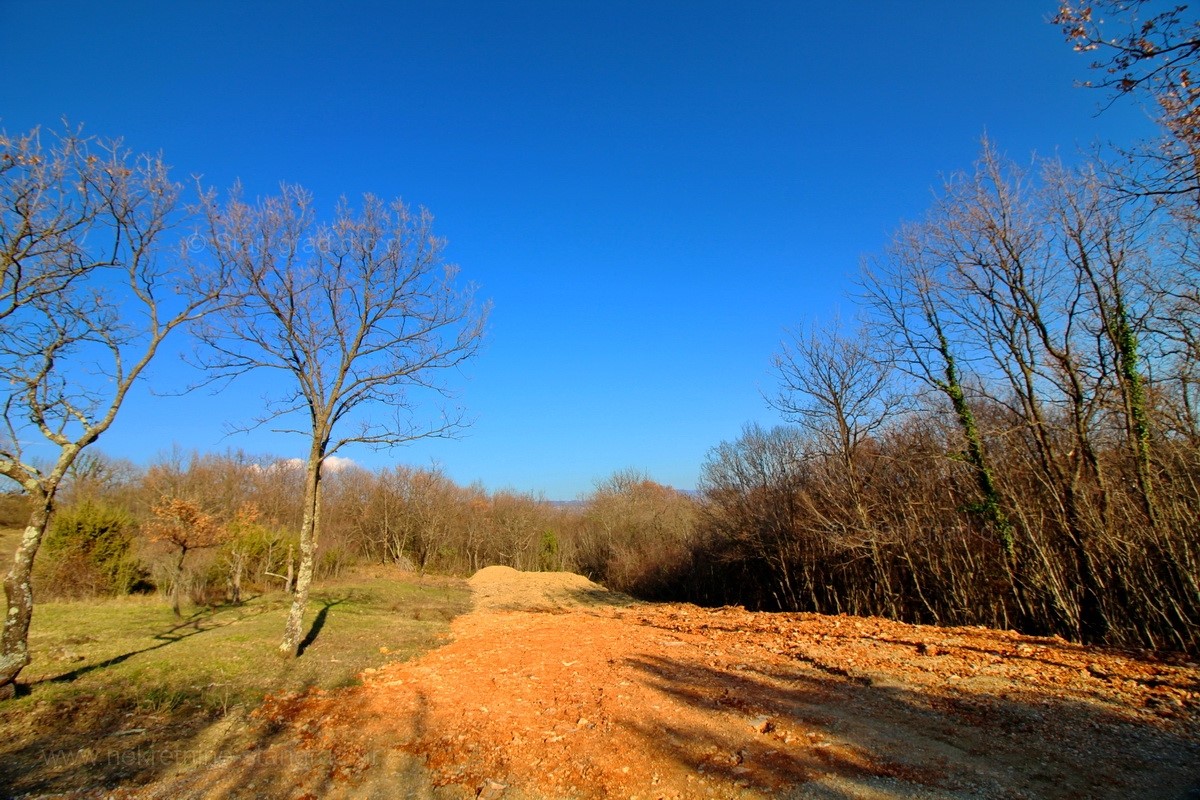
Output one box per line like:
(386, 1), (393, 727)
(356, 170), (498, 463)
(278, 448), (323, 658)
(0, 494), (53, 698)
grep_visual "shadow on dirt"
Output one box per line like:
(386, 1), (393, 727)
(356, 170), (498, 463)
(621, 651), (1200, 799)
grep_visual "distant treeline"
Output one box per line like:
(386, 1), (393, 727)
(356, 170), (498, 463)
(672, 146), (1200, 654)
(7, 144), (1198, 653)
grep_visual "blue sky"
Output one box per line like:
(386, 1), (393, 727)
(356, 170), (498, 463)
(2, 1), (1152, 499)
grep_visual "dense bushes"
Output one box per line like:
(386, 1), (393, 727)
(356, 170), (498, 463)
(37, 503), (146, 598)
(573, 470), (697, 599)
(591, 148), (1200, 654)
(18, 451), (580, 609)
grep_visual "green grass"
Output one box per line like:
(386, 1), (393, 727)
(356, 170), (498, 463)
(0, 567), (472, 796)
(23, 577), (467, 709)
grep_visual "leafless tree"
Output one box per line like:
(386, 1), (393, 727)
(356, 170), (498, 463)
(861, 141), (1198, 645)
(195, 184), (488, 657)
(771, 321), (903, 515)
(0, 126), (110, 323)
(698, 425), (812, 610)
(0, 126), (222, 697)
(1056, 1), (1200, 198)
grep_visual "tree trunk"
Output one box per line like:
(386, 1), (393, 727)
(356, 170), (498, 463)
(284, 544), (294, 594)
(1, 494), (53, 699)
(1063, 487), (1110, 644)
(170, 547), (188, 618)
(279, 447), (323, 658)
(229, 550), (244, 605)
(1109, 300), (1157, 525)
(936, 329), (1014, 559)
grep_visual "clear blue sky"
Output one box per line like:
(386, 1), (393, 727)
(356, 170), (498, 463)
(2, 1), (1151, 499)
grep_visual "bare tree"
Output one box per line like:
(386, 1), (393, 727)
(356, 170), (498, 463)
(770, 320), (904, 515)
(862, 222), (1017, 560)
(0, 126), (110, 323)
(699, 424), (812, 610)
(1057, 1), (1200, 194)
(863, 141), (1182, 643)
(196, 184), (487, 657)
(0, 127), (221, 697)
(769, 320), (906, 604)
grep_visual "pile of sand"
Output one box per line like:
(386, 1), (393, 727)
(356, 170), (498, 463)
(467, 566), (627, 612)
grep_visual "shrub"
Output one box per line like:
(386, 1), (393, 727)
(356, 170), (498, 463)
(38, 502), (147, 598)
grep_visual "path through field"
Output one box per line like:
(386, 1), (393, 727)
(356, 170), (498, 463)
(130, 566), (1200, 799)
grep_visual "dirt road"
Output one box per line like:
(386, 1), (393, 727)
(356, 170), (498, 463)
(132, 566), (1199, 799)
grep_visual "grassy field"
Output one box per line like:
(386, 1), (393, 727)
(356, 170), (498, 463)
(0, 537), (472, 798)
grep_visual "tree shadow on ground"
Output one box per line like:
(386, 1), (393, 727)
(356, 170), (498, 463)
(15, 678), (444, 799)
(0, 586), (462, 800)
(620, 650), (1200, 799)
(297, 598), (346, 656)
(35, 605), (259, 687)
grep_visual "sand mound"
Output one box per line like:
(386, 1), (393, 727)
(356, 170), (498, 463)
(467, 565), (522, 584)
(467, 566), (630, 612)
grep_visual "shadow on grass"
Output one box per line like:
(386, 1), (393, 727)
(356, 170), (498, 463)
(2, 574), (471, 799)
(37, 603), (267, 687)
(297, 598), (346, 656)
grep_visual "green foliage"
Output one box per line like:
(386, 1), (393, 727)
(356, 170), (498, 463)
(210, 513), (299, 597)
(539, 529), (560, 571)
(39, 502), (147, 598)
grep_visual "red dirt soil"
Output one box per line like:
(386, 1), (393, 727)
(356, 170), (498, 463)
(128, 566), (1199, 799)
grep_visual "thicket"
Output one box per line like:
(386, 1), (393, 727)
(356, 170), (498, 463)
(36, 503), (146, 598)
(640, 144), (1199, 654)
(18, 450), (582, 611)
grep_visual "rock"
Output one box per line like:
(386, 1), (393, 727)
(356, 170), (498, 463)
(750, 715), (774, 734)
(477, 780), (507, 799)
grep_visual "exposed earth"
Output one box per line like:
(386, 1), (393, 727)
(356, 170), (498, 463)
(82, 567), (1200, 798)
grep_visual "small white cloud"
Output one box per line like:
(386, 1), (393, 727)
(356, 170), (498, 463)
(250, 456), (356, 473)
(322, 455), (356, 472)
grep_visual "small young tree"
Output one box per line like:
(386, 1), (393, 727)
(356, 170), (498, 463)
(0, 126), (223, 697)
(146, 497), (225, 616)
(196, 185), (487, 657)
